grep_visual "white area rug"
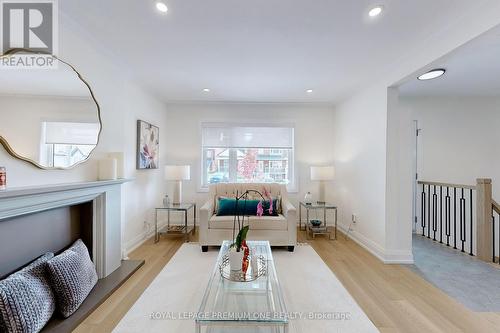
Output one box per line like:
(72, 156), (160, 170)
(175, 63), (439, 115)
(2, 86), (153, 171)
(114, 244), (378, 333)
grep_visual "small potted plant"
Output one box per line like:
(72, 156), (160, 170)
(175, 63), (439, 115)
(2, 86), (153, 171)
(229, 225), (249, 271)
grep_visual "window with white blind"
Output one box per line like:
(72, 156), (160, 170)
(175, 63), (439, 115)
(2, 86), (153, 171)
(201, 123), (295, 189)
(40, 121), (100, 168)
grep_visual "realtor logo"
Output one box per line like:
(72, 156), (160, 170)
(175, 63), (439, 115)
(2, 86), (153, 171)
(1, 0), (57, 53)
(0, 0), (58, 68)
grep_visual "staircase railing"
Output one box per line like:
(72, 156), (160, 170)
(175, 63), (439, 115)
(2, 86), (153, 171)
(417, 178), (495, 262)
(492, 200), (500, 263)
(417, 180), (475, 255)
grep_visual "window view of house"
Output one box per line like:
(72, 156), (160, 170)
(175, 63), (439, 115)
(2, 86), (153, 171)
(204, 147), (290, 184)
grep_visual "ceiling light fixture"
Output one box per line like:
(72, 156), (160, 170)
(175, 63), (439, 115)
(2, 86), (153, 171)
(156, 1), (168, 13)
(417, 69), (446, 81)
(306, 89), (313, 93)
(368, 6), (383, 17)
(203, 88), (211, 92)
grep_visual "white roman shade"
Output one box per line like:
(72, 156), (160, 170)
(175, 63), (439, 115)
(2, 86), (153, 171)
(202, 124), (294, 149)
(44, 122), (100, 145)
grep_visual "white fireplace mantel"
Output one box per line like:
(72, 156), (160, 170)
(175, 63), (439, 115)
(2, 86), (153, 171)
(0, 179), (131, 278)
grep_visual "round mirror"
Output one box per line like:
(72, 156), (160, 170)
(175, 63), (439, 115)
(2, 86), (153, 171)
(0, 49), (101, 169)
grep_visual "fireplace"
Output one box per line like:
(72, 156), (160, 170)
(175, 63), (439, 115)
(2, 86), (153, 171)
(0, 201), (93, 278)
(0, 180), (131, 278)
(0, 180), (144, 332)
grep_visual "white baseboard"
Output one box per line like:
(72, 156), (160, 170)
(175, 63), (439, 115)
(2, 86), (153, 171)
(123, 229), (155, 258)
(383, 249), (415, 264)
(123, 219), (199, 258)
(337, 224), (414, 264)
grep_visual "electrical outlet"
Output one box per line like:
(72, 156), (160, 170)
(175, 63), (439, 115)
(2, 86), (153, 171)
(352, 214), (357, 224)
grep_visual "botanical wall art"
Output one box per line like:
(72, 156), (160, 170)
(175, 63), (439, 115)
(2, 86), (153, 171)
(137, 120), (159, 169)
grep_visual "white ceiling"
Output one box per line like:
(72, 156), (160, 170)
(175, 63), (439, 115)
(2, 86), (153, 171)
(399, 24), (500, 97)
(59, 0), (492, 103)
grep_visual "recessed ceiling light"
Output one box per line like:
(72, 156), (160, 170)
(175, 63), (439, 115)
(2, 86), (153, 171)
(156, 1), (168, 13)
(203, 88), (210, 92)
(368, 6), (383, 17)
(418, 69), (446, 81)
(306, 89), (313, 93)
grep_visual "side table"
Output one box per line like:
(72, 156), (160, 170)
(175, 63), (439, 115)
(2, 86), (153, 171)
(299, 202), (337, 240)
(155, 203), (196, 243)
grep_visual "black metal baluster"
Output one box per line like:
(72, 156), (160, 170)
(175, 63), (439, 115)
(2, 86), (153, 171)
(445, 187), (450, 246)
(428, 184), (431, 238)
(469, 189), (473, 256)
(497, 211), (500, 265)
(417, 183), (479, 258)
(454, 187), (457, 249)
(421, 184), (426, 237)
(432, 186), (437, 241)
(493, 213), (496, 263)
(460, 188), (466, 253)
(440, 186), (443, 244)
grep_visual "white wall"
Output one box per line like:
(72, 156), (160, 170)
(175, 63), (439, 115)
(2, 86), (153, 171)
(400, 96), (500, 199)
(332, 2), (500, 263)
(0, 16), (167, 254)
(163, 103), (335, 214)
(332, 84), (389, 259)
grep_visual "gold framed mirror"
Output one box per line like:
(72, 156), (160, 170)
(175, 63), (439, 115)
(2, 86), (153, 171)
(0, 49), (101, 170)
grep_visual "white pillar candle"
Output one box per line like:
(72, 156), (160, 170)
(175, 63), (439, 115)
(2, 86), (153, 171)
(98, 158), (117, 181)
(107, 152), (124, 178)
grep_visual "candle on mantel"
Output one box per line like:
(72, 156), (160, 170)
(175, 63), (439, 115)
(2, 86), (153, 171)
(0, 167), (6, 190)
(98, 159), (117, 181)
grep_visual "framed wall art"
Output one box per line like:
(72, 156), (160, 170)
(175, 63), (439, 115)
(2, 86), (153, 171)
(137, 120), (159, 169)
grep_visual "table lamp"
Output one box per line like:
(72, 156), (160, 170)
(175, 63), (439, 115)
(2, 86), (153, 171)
(310, 166), (335, 204)
(164, 165), (191, 205)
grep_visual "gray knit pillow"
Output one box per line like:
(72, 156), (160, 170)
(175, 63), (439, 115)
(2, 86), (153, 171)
(0, 253), (56, 333)
(46, 240), (97, 318)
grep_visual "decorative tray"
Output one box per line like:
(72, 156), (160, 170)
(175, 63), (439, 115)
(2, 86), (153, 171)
(219, 253), (267, 282)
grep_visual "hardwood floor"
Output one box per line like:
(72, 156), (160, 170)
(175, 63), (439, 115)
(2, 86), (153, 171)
(75, 229), (500, 332)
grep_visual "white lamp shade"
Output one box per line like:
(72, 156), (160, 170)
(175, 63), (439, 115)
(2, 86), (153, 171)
(310, 166), (335, 181)
(164, 165), (191, 181)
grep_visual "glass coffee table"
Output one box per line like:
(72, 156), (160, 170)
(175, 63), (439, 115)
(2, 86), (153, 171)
(196, 240), (288, 333)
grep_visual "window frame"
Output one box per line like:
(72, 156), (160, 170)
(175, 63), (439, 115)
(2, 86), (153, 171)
(199, 122), (296, 192)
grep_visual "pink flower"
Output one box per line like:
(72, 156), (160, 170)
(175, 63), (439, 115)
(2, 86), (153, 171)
(256, 200), (264, 217)
(263, 187), (273, 214)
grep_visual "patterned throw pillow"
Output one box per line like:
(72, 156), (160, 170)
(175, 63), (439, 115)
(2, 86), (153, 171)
(46, 240), (98, 318)
(262, 198), (280, 217)
(0, 253), (55, 333)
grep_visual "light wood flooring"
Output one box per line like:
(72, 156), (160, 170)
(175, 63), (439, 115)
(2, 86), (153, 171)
(75, 229), (500, 332)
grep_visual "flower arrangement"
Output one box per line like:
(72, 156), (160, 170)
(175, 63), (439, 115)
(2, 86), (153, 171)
(229, 188), (274, 273)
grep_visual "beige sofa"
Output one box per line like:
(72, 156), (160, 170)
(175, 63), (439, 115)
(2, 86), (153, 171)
(199, 183), (297, 252)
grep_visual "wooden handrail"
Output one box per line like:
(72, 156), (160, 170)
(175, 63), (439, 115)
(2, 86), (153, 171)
(493, 200), (500, 214)
(417, 180), (476, 190)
